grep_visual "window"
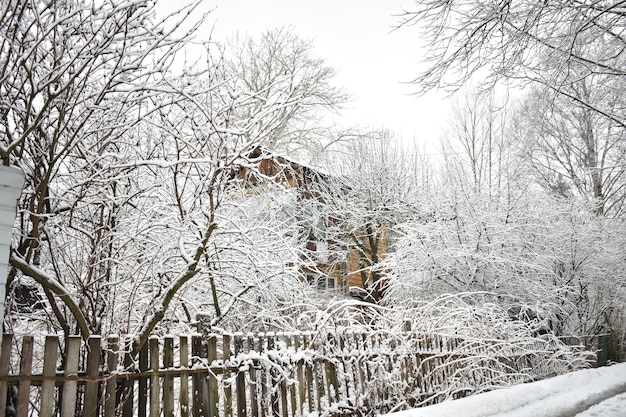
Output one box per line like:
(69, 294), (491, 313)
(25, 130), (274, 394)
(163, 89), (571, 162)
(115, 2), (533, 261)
(306, 274), (336, 290)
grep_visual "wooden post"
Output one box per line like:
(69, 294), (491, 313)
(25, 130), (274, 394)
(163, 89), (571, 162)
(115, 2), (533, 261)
(234, 335), (247, 417)
(267, 333), (280, 417)
(0, 334), (12, 417)
(327, 360), (340, 404)
(179, 336), (189, 417)
(138, 342), (148, 417)
(61, 336), (81, 417)
(105, 336), (119, 417)
(149, 337), (160, 417)
(207, 335), (218, 417)
(285, 333), (297, 417)
(223, 334), (233, 417)
(191, 334), (205, 417)
(121, 338), (135, 417)
(15, 335), (33, 417)
(40, 335), (59, 417)
(249, 334), (259, 417)
(295, 334), (305, 416)
(303, 334), (314, 414)
(163, 336), (174, 417)
(256, 334), (267, 417)
(313, 358), (324, 412)
(84, 336), (102, 417)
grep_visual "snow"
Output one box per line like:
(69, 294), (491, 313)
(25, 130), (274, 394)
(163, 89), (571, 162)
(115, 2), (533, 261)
(577, 393), (626, 417)
(384, 363), (626, 417)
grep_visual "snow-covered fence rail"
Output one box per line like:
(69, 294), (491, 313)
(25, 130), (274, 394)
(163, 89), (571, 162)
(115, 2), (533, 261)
(0, 330), (590, 417)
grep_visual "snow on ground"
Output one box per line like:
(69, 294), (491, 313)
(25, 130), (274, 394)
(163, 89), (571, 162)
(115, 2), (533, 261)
(576, 393), (626, 417)
(384, 362), (626, 417)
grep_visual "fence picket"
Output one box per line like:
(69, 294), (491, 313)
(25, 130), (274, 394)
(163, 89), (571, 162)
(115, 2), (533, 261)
(149, 337), (160, 417)
(39, 335), (58, 417)
(121, 338), (135, 417)
(15, 336), (33, 417)
(179, 335), (190, 417)
(105, 336), (119, 417)
(191, 334), (204, 417)
(138, 342), (148, 417)
(61, 336), (81, 417)
(84, 336), (102, 417)
(0, 334), (12, 417)
(0, 329), (594, 417)
(234, 334), (247, 417)
(207, 335), (218, 417)
(163, 336), (174, 417)
(223, 334), (233, 417)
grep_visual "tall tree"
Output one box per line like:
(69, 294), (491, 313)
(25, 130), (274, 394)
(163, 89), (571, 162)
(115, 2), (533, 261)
(225, 27), (349, 159)
(400, 0), (626, 128)
(514, 78), (626, 217)
(313, 131), (430, 302)
(440, 90), (518, 197)
(0, 0), (342, 350)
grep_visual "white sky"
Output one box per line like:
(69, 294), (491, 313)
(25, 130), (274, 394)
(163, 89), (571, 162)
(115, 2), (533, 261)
(158, 0), (449, 153)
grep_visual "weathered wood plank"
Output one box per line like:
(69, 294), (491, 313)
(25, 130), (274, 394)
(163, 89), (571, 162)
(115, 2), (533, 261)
(121, 338), (135, 417)
(191, 334), (204, 417)
(234, 335), (247, 417)
(149, 337), (160, 417)
(163, 336), (174, 417)
(207, 335), (218, 417)
(179, 335), (189, 417)
(39, 335), (59, 417)
(61, 336), (81, 417)
(84, 336), (102, 417)
(0, 334), (13, 417)
(105, 336), (119, 417)
(223, 334), (233, 417)
(15, 336), (33, 417)
(138, 342), (148, 417)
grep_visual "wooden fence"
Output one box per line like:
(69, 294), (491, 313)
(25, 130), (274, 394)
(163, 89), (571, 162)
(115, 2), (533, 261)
(0, 330), (590, 417)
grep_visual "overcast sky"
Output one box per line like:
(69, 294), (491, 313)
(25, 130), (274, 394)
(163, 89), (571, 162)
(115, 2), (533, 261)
(159, 0), (449, 152)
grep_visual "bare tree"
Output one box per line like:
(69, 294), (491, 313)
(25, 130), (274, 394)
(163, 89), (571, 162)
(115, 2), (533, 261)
(312, 130), (430, 303)
(514, 78), (626, 217)
(440, 90), (519, 197)
(0, 0), (341, 351)
(383, 172), (626, 359)
(0, 0), (207, 338)
(399, 0), (626, 128)
(225, 27), (349, 160)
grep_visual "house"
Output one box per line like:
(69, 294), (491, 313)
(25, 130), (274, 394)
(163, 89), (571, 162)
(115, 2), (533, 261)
(233, 147), (391, 301)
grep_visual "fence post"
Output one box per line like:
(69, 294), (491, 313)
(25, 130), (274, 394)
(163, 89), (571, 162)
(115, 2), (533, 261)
(223, 334), (233, 417)
(149, 337), (160, 417)
(207, 335), (219, 417)
(138, 342), (148, 417)
(249, 333), (259, 417)
(0, 334), (12, 417)
(234, 334), (247, 417)
(105, 336), (119, 417)
(267, 333), (280, 417)
(15, 336), (33, 417)
(179, 335), (190, 417)
(40, 335), (59, 417)
(294, 333), (305, 416)
(84, 336), (102, 417)
(163, 336), (174, 417)
(61, 336), (81, 417)
(121, 338), (135, 417)
(191, 334), (205, 417)
(596, 334), (610, 367)
(285, 333), (297, 417)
